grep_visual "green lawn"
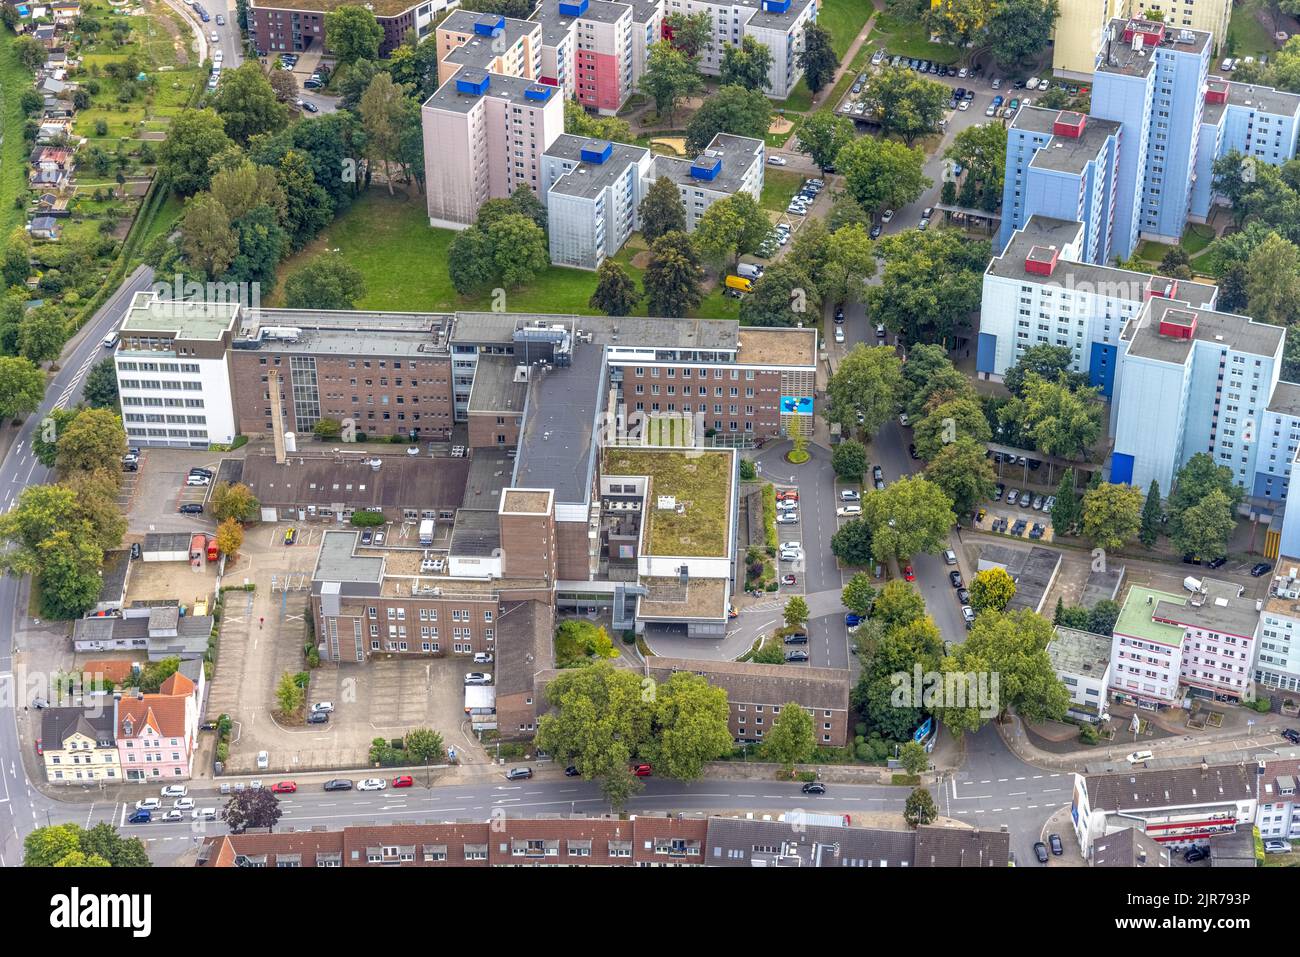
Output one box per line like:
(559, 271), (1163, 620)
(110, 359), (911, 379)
(772, 0), (876, 113)
(761, 169), (804, 212)
(0, 30), (31, 236)
(272, 190), (742, 320)
(1228, 0), (1277, 59)
(870, 14), (962, 65)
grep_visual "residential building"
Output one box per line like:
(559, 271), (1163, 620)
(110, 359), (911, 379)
(648, 657), (850, 747)
(1109, 584), (1190, 708)
(666, 0), (818, 100)
(534, 0), (634, 115)
(998, 109), (1121, 265)
(422, 67), (565, 229)
(1090, 827), (1171, 866)
(1253, 382), (1300, 507)
(1071, 763), (1259, 858)
(1049, 626), (1114, 723)
(1253, 564), (1300, 694)
(1128, 0), (1232, 57)
(650, 132), (764, 232)
(40, 707), (120, 785)
(247, 0), (452, 58)
(1110, 295), (1285, 493)
(115, 685), (200, 783)
(542, 135), (653, 269)
(434, 10), (543, 88)
(1053, 0), (1125, 79)
(72, 607), (215, 662)
(978, 216), (1219, 398)
(1256, 758), (1300, 841)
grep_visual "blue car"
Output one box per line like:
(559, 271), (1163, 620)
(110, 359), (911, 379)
(845, 613), (863, 627)
(128, 809), (152, 824)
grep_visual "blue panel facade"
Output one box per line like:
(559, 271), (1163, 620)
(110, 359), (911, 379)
(1089, 341), (1117, 397)
(977, 332), (998, 374)
(1110, 452), (1135, 486)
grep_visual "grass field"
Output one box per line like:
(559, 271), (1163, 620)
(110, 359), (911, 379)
(271, 191), (743, 320)
(870, 14), (962, 65)
(0, 30), (32, 236)
(1228, 0), (1278, 59)
(773, 0), (875, 113)
(760, 169), (804, 212)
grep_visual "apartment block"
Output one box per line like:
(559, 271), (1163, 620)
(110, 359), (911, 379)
(1052, 0), (1231, 82)
(666, 0), (818, 100)
(1129, 0), (1232, 56)
(651, 132), (764, 231)
(542, 135), (653, 269)
(248, 0), (452, 58)
(422, 68), (565, 229)
(1253, 563), (1300, 694)
(1110, 294), (1284, 493)
(977, 215), (1218, 398)
(534, 0), (634, 115)
(434, 10), (543, 88)
(998, 108), (1121, 265)
(1191, 77), (1300, 220)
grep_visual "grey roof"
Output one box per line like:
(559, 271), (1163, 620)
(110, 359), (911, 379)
(513, 338), (605, 505)
(440, 11), (539, 69)
(976, 543), (1061, 615)
(1096, 19), (1211, 79)
(121, 290), (241, 342)
(1122, 296), (1285, 364)
(545, 134), (650, 199)
(746, 0), (815, 30)
(1209, 827), (1258, 866)
(1224, 78), (1300, 117)
(461, 450), (515, 511)
(495, 599), (553, 696)
(98, 548), (130, 604)
(313, 530), (384, 585)
(449, 509), (501, 558)
(624, 0), (661, 21)
(1085, 763), (1258, 813)
(142, 532), (198, 554)
(423, 67), (557, 115)
(449, 311), (741, 353)
(647, 658), (849, 712)
(1081, 563), (1125, 608)
(1049, 626), (1114, 677)
(1091, 827), (1169, 867)
(235, 309), (452, 358)
(1153, 577), (1260, 639)
(988, 216), (1220, 309)
(704, 817), (916, 867)
(1010, 108), (1121, 175)
(241, 451), (471, 514)
(1268, 380), (1300, 417)
(913, 825), (1011, 867)
(653, 134), (763, 195)
(533, 0), (631, 44)
(42, 706), (116, 747)
(468, 355), (529, 414)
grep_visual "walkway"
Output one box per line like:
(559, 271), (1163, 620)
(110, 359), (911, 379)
(807, 1), (884, 112)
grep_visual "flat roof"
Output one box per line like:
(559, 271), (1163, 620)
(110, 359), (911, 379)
(653, 134), (762, 195)
(734, 328), (817, 368)
(442, 13), (539, 70)
(423, 67), (557, 115)
(449, 509), (501, 558)
(1268, 380), (1300, 417)
(602, 448), (733, 557)
(976, 543), (1059, 614)
(313, 530), (384, 585)
(1096, 19), (1211, 79)
(1049, 626), (1113, 677)
(513, 339), (605, 504)
(1122, 296), (1284, 364)
(461, 450), (515, 511)
(647, 656), (849, 713)
(1224, 78), (1300, 117)
(236, 309), (451, 358)
(1114, 585), (1188, 647)
(120, 291), (240, 341)
(242, 451), (471, 513)
(746, 0), (815, 30)
(636, 575), (728, 621)
(1010, 107), (1122, 175)
(468, 355), (529, 415)
(1154, 578), (1258, 639)
(546, 134), (650, 199)
(251, 0), (419, 15)
(501, 488), (552, 514)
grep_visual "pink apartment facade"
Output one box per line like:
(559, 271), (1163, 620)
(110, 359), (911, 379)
(116, 672), (200, 783)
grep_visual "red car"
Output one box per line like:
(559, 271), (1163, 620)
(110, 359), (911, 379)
(781, 575), (797, 586)
(632, 763), (653, 777)
(776, 489), (799, 501)
(35, 739), (42, 757)
(903, 565), (915, 581)
(392, 775), (414, 788)
(270, 781), (297, 794)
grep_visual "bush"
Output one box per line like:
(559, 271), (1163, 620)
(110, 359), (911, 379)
(216, 742), (229, 762)
(1079, 723), (1100, 745)
(1251, 694), (1272, 714)
(350, 510), (385, 527)
(739, 459), (757, 481)
(891, 773), (921, 786)
(795, 770), (817, 782)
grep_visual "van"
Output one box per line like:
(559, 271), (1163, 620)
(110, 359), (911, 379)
(1126, 750), (1153, 764)
(724, 275), (753, 293)
(418, 518), (435, 546)
(102, 332), (118, 348)
(736, 262), (764, 280)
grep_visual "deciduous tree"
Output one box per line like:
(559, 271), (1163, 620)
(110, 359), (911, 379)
(761, 701), (815, 773)
(825, 344), (903, 433)
(1081, 482), (1142, 552)
(861, 475), (955, 563)
(969, 567), (1015, 613)
(282, 257), (367, 310)
(838, 135), (930, 213)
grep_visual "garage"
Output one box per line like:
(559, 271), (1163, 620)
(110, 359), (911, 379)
(141, 532), (195, 563)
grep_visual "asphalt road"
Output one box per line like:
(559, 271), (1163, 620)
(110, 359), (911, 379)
(0, 266), (156, 867)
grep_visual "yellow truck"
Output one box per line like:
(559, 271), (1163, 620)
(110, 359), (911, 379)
(724, 275), (752, 293)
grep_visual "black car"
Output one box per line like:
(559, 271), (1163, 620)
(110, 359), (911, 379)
(834, 305), (845, 323)
(505, 767), (533, 780)
(1207, 556), (1227, 569)
(785, 650), (810, 662)
(130, 542), (141, 560)
(1033, 841), (1049, 864)
(872, 465), (884, 481)
(801, 782), (826, 795)
(178, 503), (204, 514)
(323, 779), (353, 791)
(948, 570), (963, 588)
(1048, 833), (1063, 856)
(306, 711), (329, 724)
(784, 633), (808, 644)
(564, 765), (580, 776)
(1183, 846), (1210, 864)
(1182, 554), (1200, 566)
(908, 443), (919, 460)
(1252, 562), (1274, 577)
(1282, 728), (1300, 745)
(190, 467), (214, 478)
(957, 587), (971, 604)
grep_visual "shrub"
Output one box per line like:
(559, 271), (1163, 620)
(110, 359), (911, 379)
(1079, 723), (1100, 745)
(216, 742), (229, 762)
(350, 510), (385, 527)
(795, 770), (817, 782)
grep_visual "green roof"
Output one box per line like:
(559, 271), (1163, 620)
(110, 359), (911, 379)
(1114, 585), (1187, 647)
(602, 448), (732, 558)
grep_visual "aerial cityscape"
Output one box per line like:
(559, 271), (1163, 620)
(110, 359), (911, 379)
(0, 0), (1298, 916)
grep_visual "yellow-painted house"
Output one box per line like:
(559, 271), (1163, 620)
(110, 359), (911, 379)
(41, 706), (121, 785)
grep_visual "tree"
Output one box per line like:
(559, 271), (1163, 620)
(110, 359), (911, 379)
(819, 223), (877, 306)
(223, 790), (283, 833)
(693, 192), (770, 270)
(860, 66), (951, 145)
(639, 41), (703, 124)
(0, 356), (47, 422)
(138, 657), (181, 694)
(738, 258), (818, 327)
(1002, 344), (1086, 397)
(24, 824), (88, 867)
(324, 5), (384, 64)
(33, 407), (77, 468)
(643, 230), (704, 317)
(268, 68), (298, 103)
(37, 532), (104, 620)
(563, 98), (634, 142)
(17, 307), (65, 364)
(600, 764), (645, 811)
(904, 787), (937, 827)
(78, 822), (151, 867)
(830, 518), (874, 566)
(1172, 488), (1236, 561)
(1140, 480), (1162, 548)
(943, 609), (1070, 728)
(55, 407), (125, 478)
(720, 35), (774, 91)
(685, 84), (771, 154)
(1081, 482), (1143, 552)
(925, 437), (996, 517)
(180, 193), (238, 279)
(761, 701), (815, 773)
(13, 35), (48, 71)
(404, 727), (445, 764)
(1002, 374), (1102, 460)
(486, 213), (550, 288)
(588, 259), (640, 316)
(447, 226), (497, 296)
(841, 573), (877, 616)
(944, 121), (1007, 213)
(901, 344), (973, 417)
(639, 176), (686, 243)
(212, 62), (290, 144)
(825, 344), (904, 433)
(2, 232), (31, 288)
(838, 135), (930, 214)
(861, 476), (955, 564)
(867, 230), (988, 346)
(1051, 468), (1081, 534)
(227, 204), (288, 287)
(795, 110), (855, 171)
(797, 22), (839, 93)
(275, 670), (304, 714)
(784, 595), (809, 630)
(985, 0), (1059, 70)
(359, 72), (409, 195)
(1169, 453), (1243, 547)
(211, 481), (260, 523)
(899, 740), (928, 776)
(664, 11), (713, 59)
(83, 357), (119, 410)
(831, 439), (867, 479)
(873, 579), (927, 631)
(554, 618), (618, 667)
(643, 671), (733, 779)
(216, 517), (244, 560)
(278, 149), (333, 250)
(969, 567), (1015, 613)
(283, 257), (367, 310)
(1245, 231), (1300, 326)
(913, 396), (990, 461)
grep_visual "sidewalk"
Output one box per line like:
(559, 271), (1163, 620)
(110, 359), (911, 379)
(806, 1), (884, 112)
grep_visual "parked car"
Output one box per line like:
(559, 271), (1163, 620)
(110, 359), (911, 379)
(464, 672), (492, 685)
(881, 209), (894, 223)
(1182, 845), (1210, 863)
(128, 809), (152, 824)
(135, 798), (161, 811)
(1006, 487), (1018, 504)
(781, 574), (797, 586)
(776, 489), (799, 501)
(957, 587), (971, 604)
(161, 784), (188, 798)
(785, 650), (810, 662)
(192, 807), (218, 821)
(216, 13), (224, 23)
(801, 782), (826, 795)
(908, 443), (919, 460)
(1252, 562), (1274, 577)
(943, 549), (957, 566)
(1048, 833), (1063, 856)
(256, 750), (269, 770)
(767, 155), (788, 166)
(270, 781), (297, 794)
(1031, 494), (1044, 510)
(311, 702), (334, 714)
(505, 767), (533, 780)
(845, 613), (863, 627)
(783, 632), (808, 644)
(473, 652), (494, 664)
(1264, 839), (1291, 853)
(948, 570), (963, 588)
(1033, 841), (1049, 864)
(1282, 728), (1300, 744)
(323, 779), (353, 791)
(392, 775), (414, 788)
(903, 565), (915, 581)
(961, 606), (976, 626)
(1126, 750), (1153, 764)
(564, 765), (581, 776)
(358, 778), (386, 791)
(1207, 556), (1227, 569)
(306, 711), (329, 724)
(360, 530), (373, 545)
(185, 474), (210, 487)
(631, 764), (653, 777)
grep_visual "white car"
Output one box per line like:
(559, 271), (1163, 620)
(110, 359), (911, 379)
(311, 702), (334, 714)
(834, 327), (845, 343)
(474, 652), (494, 664)
(159, 809), (184, 823)
(1126, 750), (1154, 764)
(256, 750), (269, 770)
(776, 512), (799, 524)
(192, 807), (218, 821)
(186, 475), (210, 486)
(776, 499), (798, 511)
(839, 489), (860, 502)
(135, 798), (161, 811)
(898, 413), (909, 427)
(357, 778), (386, 791)
(160, 784), (187, 798)
(1026, 77), (1040, 91)
(102, 332), (119, 348)
(958, 99), (970, 111)
(464, 672), (492, 685)
(780, 548), (803, 561)
(173, 797), (195, 810)
(881, 209), (894, 223)
(837, 505), (862, 517)
(766, 155), (787, 166)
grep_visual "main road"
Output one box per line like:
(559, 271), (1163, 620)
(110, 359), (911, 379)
(0, 265), (156, 867)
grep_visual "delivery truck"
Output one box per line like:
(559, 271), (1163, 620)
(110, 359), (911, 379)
(736, 262), (764, 280)
(724, 275), (753, 293)
(418, 518), (435, 546)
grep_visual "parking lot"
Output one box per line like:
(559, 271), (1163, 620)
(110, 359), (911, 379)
(124, 447), (234, 534)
